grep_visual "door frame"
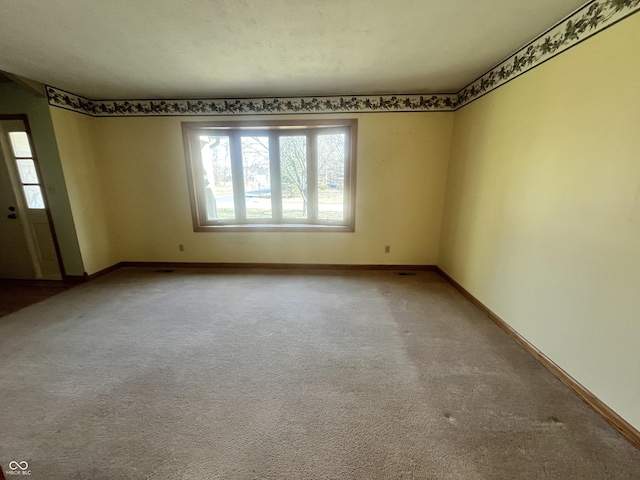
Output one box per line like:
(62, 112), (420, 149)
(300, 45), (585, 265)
(0, 113), (67, 279)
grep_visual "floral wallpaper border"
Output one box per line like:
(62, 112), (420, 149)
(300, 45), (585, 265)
(47, 0), (640, 117)
(457, 0), (640, 108)
(45, 89), (457, 116)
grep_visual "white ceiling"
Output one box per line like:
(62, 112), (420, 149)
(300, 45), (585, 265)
(0, 0), (588, 100)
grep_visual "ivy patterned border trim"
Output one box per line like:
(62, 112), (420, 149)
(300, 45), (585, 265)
(457, 0), (640, 108)
(46, 0), (640, 117)
(45, 88), (457, 116)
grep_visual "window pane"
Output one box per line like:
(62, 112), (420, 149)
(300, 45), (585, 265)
(280, 136), (307, 219)
(16, 159), (39, 184)
(200, 135), (235, 220)
(23, 185), (44, 209)
(241, 136), (271, 219)
(317, 133), (346, 222)
(9, 131), (32, 157)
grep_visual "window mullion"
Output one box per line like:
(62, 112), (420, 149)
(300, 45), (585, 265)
(342, 127), (351, 223)
(270, 132), (283, 221)
(229, 132), (246, 222)
(307, 132), (318, 223)
(191, 131), (210, 225)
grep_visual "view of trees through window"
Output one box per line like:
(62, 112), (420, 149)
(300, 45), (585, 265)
(195, 127), (349, 225)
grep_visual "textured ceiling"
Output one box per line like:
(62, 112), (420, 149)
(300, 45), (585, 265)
(0, 0), (588, 100)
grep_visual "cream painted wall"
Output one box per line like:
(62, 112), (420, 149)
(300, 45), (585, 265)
(79, 112), (452, 268)
(50, 108), (119, 274)
(439, 14), (640, 429)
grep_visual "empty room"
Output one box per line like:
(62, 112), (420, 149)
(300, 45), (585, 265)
(0, 1), (639, 478)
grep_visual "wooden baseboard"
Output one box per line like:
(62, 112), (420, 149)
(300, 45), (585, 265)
(81, 262), (437, 280)
(84, 262), (124, 281)
(119, 261), (438, 271)
(435, 267), (640, 451)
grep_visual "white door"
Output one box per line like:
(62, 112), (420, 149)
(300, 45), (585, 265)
(0, 118), (62, 280)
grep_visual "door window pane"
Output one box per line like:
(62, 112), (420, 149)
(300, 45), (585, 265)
(23, 185), (44, 209)
(16, 159), (39, 184)
(241, 136), (271, 219)
(9, 131), (32, 157)
(317, 133), (346, 222)
(280, 136), (307, 219)
(200, 135), (235, 220)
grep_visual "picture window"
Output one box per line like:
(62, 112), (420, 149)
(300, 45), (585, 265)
(182, 119), (357, 232)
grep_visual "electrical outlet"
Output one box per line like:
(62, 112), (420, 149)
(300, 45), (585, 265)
(385, 245), (391, 253)
(179, 244), (185, 252)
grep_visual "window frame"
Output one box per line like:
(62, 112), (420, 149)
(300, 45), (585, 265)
(182, 119), (357, 232)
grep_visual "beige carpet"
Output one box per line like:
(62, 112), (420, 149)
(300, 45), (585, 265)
(0, 268), (639, 479)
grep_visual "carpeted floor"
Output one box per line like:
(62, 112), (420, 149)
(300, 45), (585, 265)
(0, 268), (639, 479)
